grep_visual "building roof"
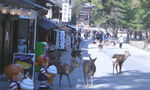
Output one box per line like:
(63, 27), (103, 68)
(0, 0), (48, 15)
(38, 17), (58, 30)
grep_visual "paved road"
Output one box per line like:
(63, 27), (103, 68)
(1, 36), (150, 90)
(51, 37), (150, 90)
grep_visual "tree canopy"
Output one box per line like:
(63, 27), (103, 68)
(72, 0), (150, 33)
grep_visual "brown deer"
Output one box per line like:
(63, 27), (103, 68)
(71, 50), (82, 64)
(51, 60), (80, 88)
(103, 40), (110, 46)
(112, 51), (131, 74)
(110, 41), (116, 47)
(98, 43), (103, 51)
(82, 57), (97, 87)
(47, 49), (62, 62)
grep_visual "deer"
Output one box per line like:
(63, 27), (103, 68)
(103, 40), (110, 46)
(71, 50), (82, 64)
(112, 51), (131, 74)
(98, 43), (103, 51)
(110, 41), (116, 47)
(47, 49), (62, 62)
(51, 59), (80, 88)
(82, 57), (97, 87)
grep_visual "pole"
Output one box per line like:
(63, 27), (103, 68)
(33, 18), (37, 90)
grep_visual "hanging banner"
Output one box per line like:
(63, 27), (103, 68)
(68, 8), (72, 21)
(66, 35), (71, 46)
(56, 30), (66, 49)
(60, 31), (65, 49)
(62, 3), (69, 22)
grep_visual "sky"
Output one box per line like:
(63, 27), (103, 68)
(50, 35), (150, 90)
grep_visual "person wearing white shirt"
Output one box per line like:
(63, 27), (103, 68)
(118, 35), (124, 48)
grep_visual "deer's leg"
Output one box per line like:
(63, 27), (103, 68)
(66, 75), (72, 88)
(84, 73), (87, 85)
(115, 64), (118, 74)
(119, 63), (123, 73)
(113, 62), (115, 74)
(59, 74), (63, 88)
(87, 75), (89, 87)
(91, 75), (94, 87)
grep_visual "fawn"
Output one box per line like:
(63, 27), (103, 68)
(82, 57), (97, 87)
(112, 51), (131, 74)
(98, 43), (103, 51)
(52, 60), (80, 88)
(110, 41), (116, 47)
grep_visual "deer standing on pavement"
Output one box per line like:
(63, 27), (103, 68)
(98, 43), (103, 51)
(112, 51), (131, 74)
(52, 60), (80, 88)
(82, 57), (97, 87)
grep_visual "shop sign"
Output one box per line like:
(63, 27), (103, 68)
(56, 30), (66, 49)
(60, 31), (65, 49)
(62, 3), (69, 22)
(68, 8), (72, 21)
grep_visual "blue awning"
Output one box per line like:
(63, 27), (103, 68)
(49, 0), (62, 8)
(38, 17), (58, 30)
(66, 24), (76, 30)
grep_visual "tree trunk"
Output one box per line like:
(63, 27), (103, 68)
(114, 28), (118, 38)
(134, 31), (137, 39)
(146, 30), (148, 39)
(126, 30), (130, 43)
(139, 31), (142, 40)
(129, 31), (132, 39)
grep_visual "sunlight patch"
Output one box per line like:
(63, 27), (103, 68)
(122, 72), (132, 76)
(76, 84), (82, 88)
(91, 84), (111, 88)
(115, 85), (133, 89)
(76, 84), (111, 89)
(83, 57), (90, 60)
(82, 48), (89, 50)
(134, 79), (146, 82)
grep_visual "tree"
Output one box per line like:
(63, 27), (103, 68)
(72, 0), (150, 40)
(71, 0), (86, 24)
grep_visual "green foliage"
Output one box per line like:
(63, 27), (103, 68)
(72, 0), (150, 32)
(72, 0), (86, 21)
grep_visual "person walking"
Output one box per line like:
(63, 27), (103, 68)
(99, 32), (103, 43)
(118, 35), (124, 48)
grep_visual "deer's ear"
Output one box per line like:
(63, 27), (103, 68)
(95, 57), (97, 60)
(89, 57), (91, 60)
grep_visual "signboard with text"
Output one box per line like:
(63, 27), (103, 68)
(56, 30), (66, 49)
(68, 8), (72, 21)
(62, 3), (69, 22)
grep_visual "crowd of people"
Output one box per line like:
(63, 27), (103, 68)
(84, 30), (125, 48)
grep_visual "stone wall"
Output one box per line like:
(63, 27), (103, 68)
(129, 40), (145, 49)
(129, 40), (150, 51)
